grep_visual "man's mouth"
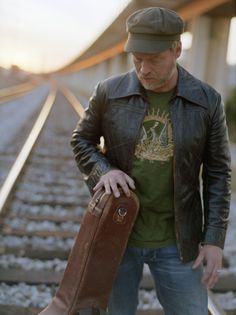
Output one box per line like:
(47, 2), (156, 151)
(140, 76), (154, 81)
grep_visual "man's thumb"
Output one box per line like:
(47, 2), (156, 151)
(192, 252), (204, 269)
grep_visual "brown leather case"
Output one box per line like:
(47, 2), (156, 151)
(39, 189), (139, 315)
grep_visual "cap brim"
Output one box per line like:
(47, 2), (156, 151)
(124, 37), (174, 53)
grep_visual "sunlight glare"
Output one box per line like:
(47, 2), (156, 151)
(181, 32), (193, 50)
(227, 17), (236, 65)
(0, 0), (131, 73)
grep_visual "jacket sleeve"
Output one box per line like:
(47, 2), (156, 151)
(70, 82), (115, 194)
(202, 92), (231, 249)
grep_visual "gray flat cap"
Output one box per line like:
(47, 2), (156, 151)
(124, 7), (184, 53)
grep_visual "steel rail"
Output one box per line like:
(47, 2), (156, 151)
(0, 92), (33, 105)
(0, 82), (36, 98)
(0, 88), (57, 215)
(208, 291), (227, 315)
(0, 82), (38, 105)
(59, 84), (85, 117)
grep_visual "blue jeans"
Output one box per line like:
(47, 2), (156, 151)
(108, 245), (208, 315)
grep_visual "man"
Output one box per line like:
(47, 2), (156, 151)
(71, 7), (231, 315)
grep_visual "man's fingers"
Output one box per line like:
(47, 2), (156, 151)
(93, 177), (112, 194)
(202, 273), (211, 288)
(116, 177), (131, 197)
(93, 170), (136, 198)
(93, 181), (103, 191)
(193, 245), (222, 289)
(103, 180), (111, 195)
(202, 257), (220, 288)
(109, 175), (130, 198)
(192, 252), (204, 269)
(202, 268), (219, 289)
(207, 272), (219, 289)
(109, 178), (121, 198)
(124, 174), (136, 190)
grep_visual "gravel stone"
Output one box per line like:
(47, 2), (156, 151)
(0, 235), (75, 250)
(0, 255), (67, 271)
(0, 283), (57, 308)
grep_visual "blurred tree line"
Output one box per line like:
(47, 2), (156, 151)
(225, 87), (236, 143)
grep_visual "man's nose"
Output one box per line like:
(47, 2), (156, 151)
(140, 61), (151, 75)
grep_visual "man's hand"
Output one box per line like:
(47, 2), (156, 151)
(192, 244), (223, 289)
(93, 170), (136, 198)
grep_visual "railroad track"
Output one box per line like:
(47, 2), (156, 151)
(0, 83), (235, 315)
(0, 81), (38, 104)
(0, 83), (51, 188)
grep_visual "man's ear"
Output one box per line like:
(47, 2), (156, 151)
(175, 41), (182, 59)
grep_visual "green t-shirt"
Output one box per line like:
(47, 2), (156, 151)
(128, 89), (176, 248)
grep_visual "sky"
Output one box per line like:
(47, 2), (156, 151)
(0, 0), (131, 73)
(0, 0), (235, 74)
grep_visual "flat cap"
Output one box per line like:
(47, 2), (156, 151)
(124, 7), (184, 53)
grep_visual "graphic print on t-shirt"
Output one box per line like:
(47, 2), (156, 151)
(134, 108), (174, 162)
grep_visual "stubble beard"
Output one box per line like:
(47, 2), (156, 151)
(138, 64), (177, 92)
(139, 78), (167, 91)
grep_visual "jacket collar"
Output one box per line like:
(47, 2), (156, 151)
(176, 65), (208, 109)
(108, 70), (145, 99)
(108, 66), (208, 109)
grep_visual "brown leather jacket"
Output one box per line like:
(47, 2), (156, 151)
(71, 65), (231, 262)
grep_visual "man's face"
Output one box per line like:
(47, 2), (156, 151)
(132, 45), (181, 92)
